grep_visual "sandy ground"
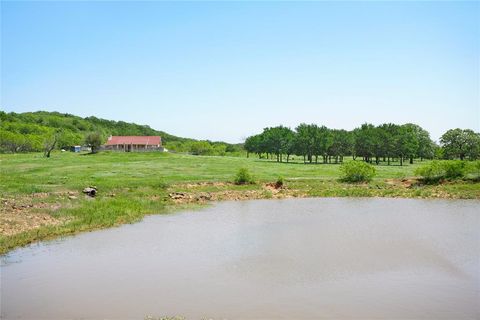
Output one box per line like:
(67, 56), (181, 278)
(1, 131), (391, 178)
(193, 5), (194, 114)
(168, 182), (305, 204)
(0, 193), (73, 236)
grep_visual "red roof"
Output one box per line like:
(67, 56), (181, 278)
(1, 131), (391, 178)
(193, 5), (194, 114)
(105, 136), (161, 146)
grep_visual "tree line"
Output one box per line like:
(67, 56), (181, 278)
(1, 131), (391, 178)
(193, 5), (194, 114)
(244, 123), (480, 165)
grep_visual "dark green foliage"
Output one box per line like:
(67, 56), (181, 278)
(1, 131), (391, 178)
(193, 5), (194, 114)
(354, 123), (377, 163)
(244, 134), (262, 157)
(244, 122), (470, 165)
(328, 129), (353, 163)
(339, 161), (376, 182)
(440, 129), (480, 160)
(234, 168), (255, 185)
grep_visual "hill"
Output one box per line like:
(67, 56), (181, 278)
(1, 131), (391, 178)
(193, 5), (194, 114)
(0, 111), (243, 155)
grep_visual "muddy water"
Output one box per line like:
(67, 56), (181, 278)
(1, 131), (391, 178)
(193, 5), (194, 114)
(1, 198), (479, 319)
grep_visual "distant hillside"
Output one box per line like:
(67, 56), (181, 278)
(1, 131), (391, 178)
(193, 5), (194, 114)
(0, 111), (243, 155)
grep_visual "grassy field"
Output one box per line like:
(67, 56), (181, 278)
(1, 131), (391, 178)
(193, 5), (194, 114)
(1, 151), (479, 254)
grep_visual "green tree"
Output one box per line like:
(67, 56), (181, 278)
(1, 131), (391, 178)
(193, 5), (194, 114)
(0, 130), (28, 153)
(314, 125), (332, 163)
(189, 141), (214, 155)
(378, 123), (399, 165)
(440, 129), (480, 160)
(294, 123), (312, 163)
(328, 129), (353, 163)
(244, 134), (262, 158)
(43, 131), (60, 158)
(84, 132), (103, 153)
(354, 123), (376, 163)
(395, 124), (419, 165)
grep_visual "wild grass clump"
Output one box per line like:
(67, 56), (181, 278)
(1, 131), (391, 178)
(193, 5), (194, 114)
(339, 161), (376, 183)
(234, 167), (255, 185)
(275, 176), (284, 188)
(152, 180), (169, 189)
(465, 161), (480, 181)
(415, 160), (473, 183)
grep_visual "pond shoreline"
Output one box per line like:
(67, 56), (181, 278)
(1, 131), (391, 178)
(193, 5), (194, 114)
(1, 177), (479, 255)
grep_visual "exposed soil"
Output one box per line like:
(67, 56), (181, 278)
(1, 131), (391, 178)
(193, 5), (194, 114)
(178, 181), (235, 189)
(168, 182), (305, 204)
(385, 178), (418, 188)
(0, 192), (75, 237)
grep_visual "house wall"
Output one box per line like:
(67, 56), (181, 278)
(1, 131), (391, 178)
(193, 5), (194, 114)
(102, 144), (164, 152)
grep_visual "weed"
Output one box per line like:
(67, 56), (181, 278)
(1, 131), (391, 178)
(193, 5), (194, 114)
(234, 168), (254, 185)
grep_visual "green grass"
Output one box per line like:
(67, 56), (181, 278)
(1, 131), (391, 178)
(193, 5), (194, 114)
(1, 151), (479, 254)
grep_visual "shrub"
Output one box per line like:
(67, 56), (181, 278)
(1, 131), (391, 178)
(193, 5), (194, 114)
(443, 160), (466, 179)
(339, 161), (376, 183)
(234, 168), (254, 185)
(465, 161), (480, 180)
(415, 161), (446, 183)
(415, 160), (467, 183)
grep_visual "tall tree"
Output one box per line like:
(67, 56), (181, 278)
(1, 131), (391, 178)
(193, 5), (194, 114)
(244, 134), (261, 158)
(354, 123), (376, 163)
(441, 129), (480, 160)
(295, 123), (313, 163)
(395, 125), (419, 166)
(314, 125), (332, 163)
(378, 123), (399, 165)
(328, 129), (353, 163)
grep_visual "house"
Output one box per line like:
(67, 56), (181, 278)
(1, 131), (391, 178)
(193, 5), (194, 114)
(103, 136), (164, 152)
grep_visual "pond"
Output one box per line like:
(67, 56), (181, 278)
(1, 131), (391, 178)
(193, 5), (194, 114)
(1, 198), (479, 319)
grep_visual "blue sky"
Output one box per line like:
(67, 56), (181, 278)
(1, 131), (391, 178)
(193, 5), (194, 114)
(1, 1), (479, 143)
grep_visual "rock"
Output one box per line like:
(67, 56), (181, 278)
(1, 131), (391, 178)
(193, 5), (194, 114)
(68, 195), (77, 200)
(195, 193), (212, 201)
(82, 187), (97, 197)
(169, 192), (189, 200)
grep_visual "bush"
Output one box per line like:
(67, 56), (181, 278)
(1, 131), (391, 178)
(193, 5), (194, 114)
(443, 160), (466, 179)
(339, 161), (376, 183)
(415, 160), (468, 183)
(234, 168), (254, 185)
(275, 176), (284, 188)
(464, 161), (480, 180)
(415, 161), (445, 183)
